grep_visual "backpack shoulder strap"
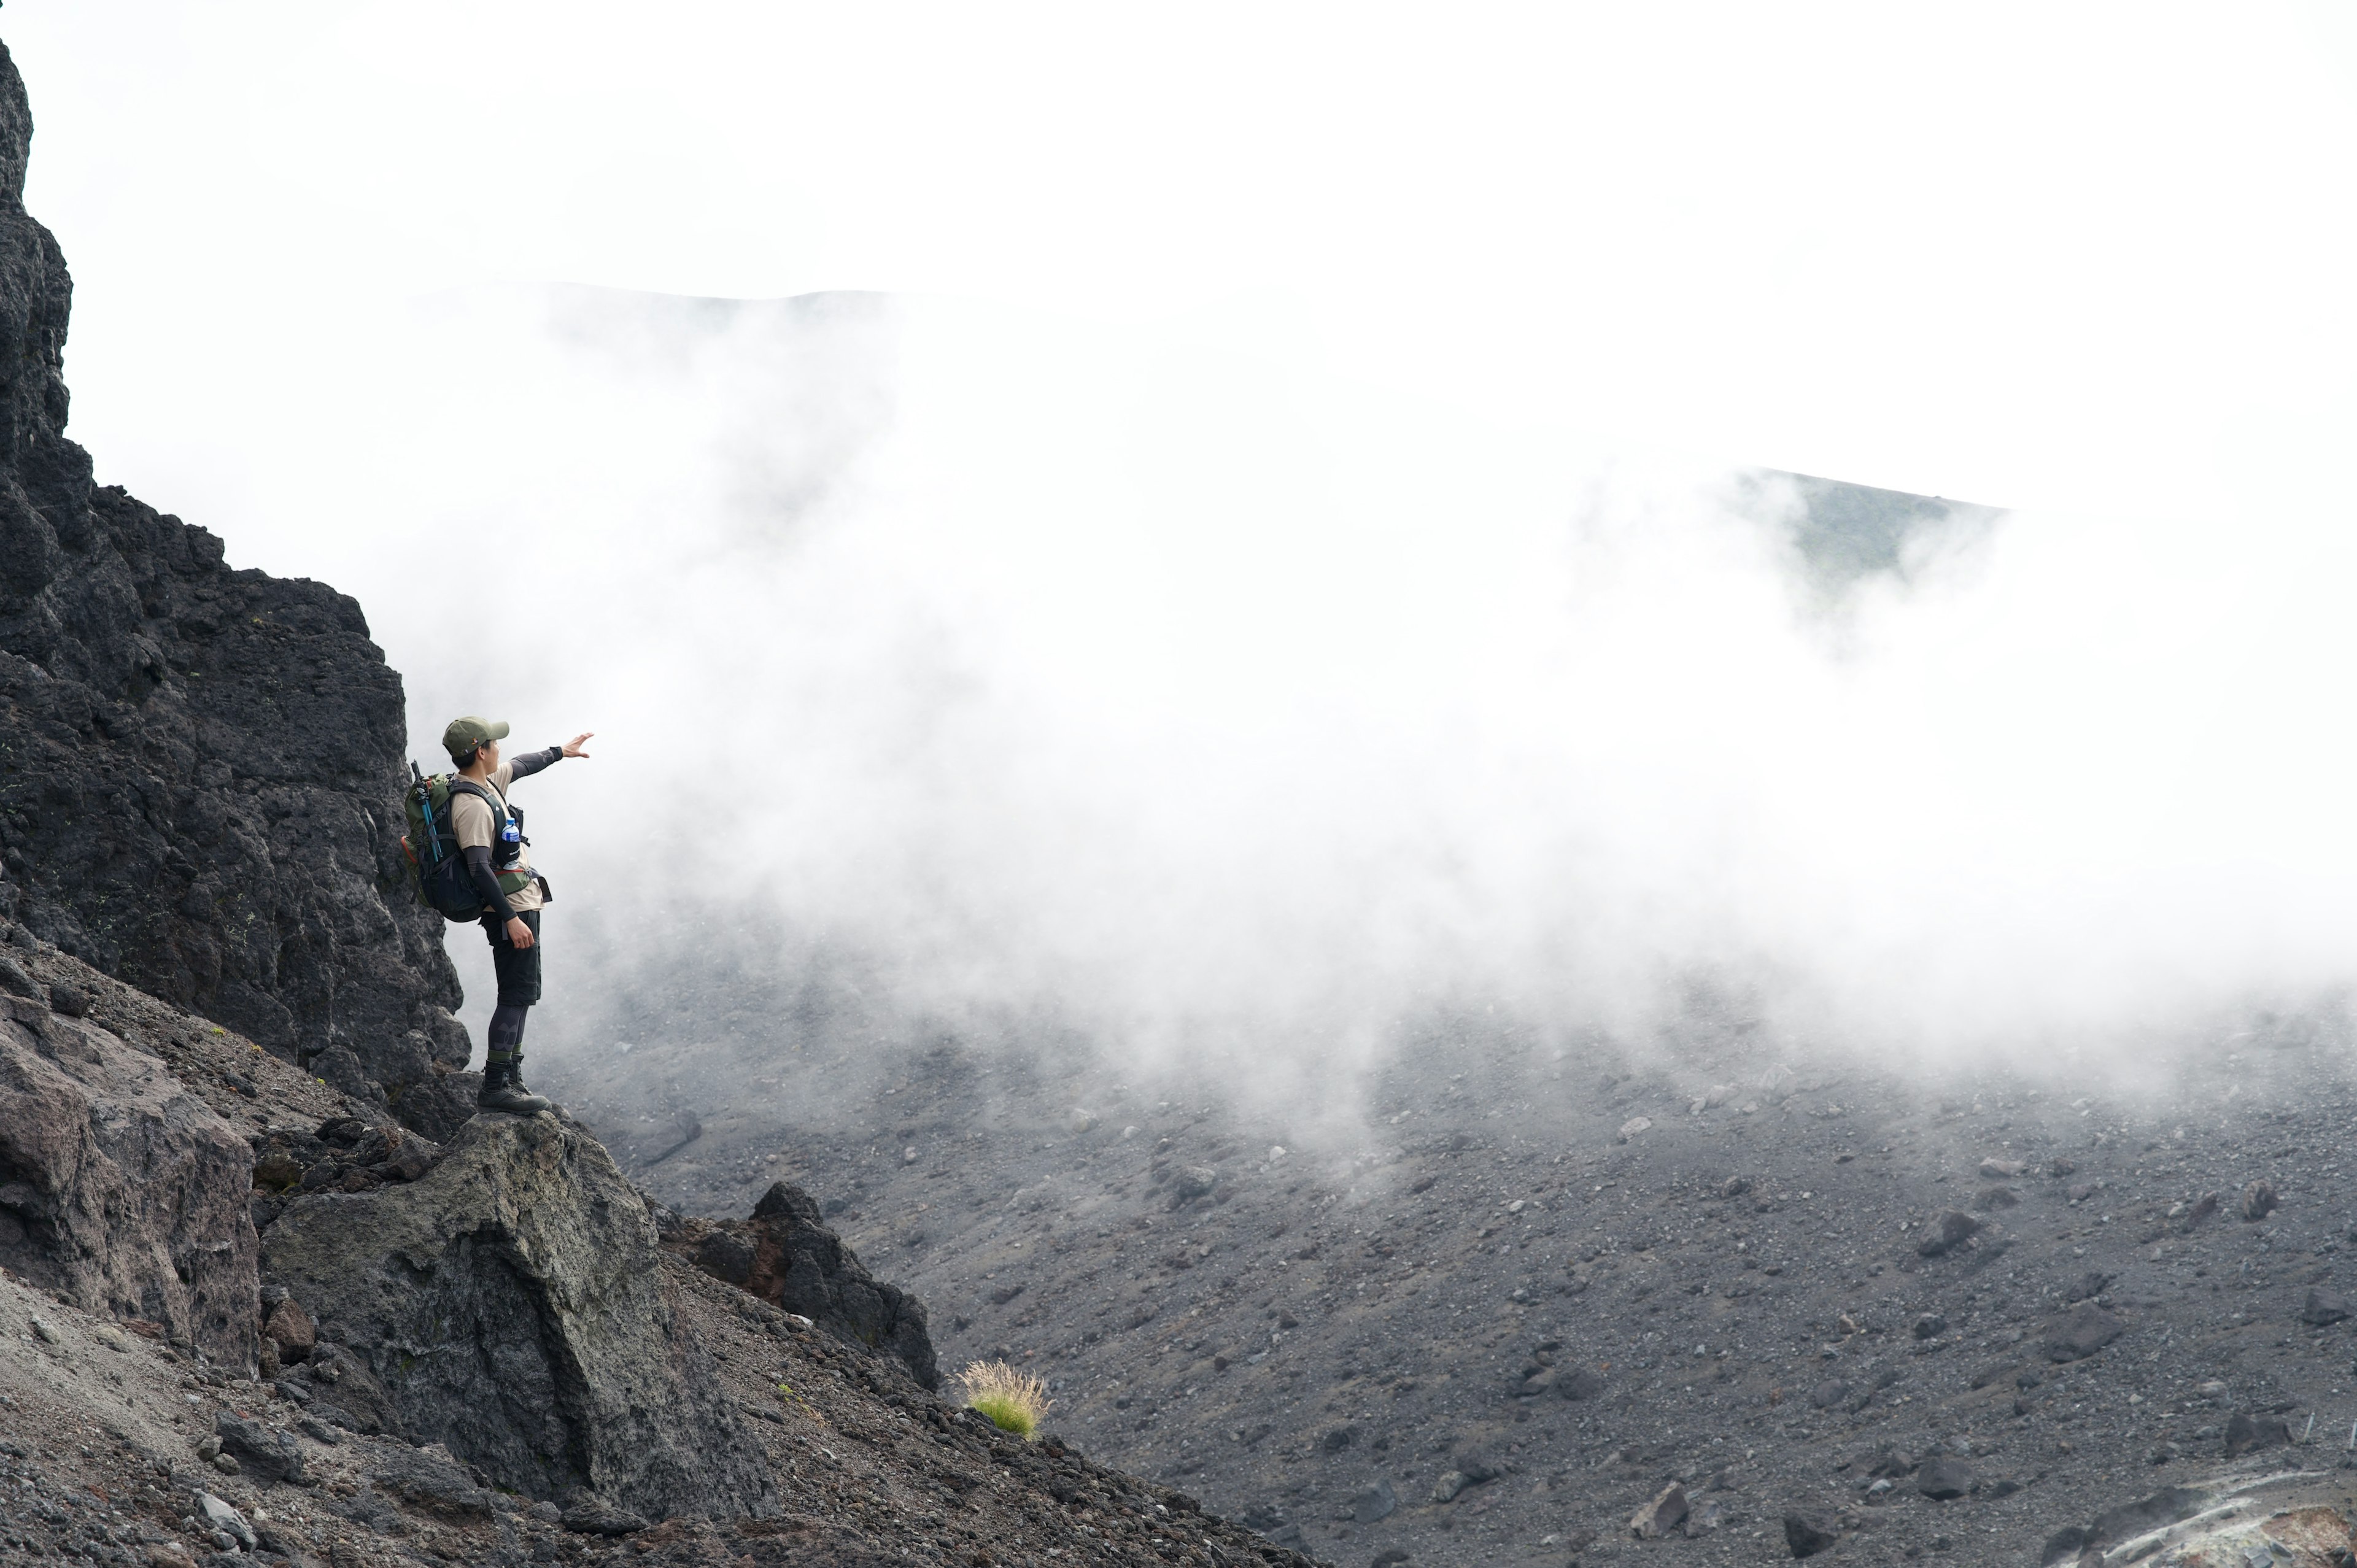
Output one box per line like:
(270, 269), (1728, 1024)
(446, 778), (503, 808)
(445, 778), (509, 825)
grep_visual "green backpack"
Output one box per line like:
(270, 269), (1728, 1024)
(401, 764), (535, 922)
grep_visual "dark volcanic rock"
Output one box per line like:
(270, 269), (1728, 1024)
(1628, 1481), (1688, 1538)
(212, 1411), (306, 1486)
(364, 1444), (493, 1519)
(1782, 1510), (1838, 1557)
(1916, 1454), (1975, 1500)
(2064, 1270), (2114, 1303)
(1916, 1208), (1983, 1256)
(2302, 1286), (2351, 1326)
(259, 1113), (774, 1518)
(0, 37), (464, 1105)
(2043, 1302), (2126, 1362)
(662, 1181), (939, 1389)
(0, 995), (255, 1362)
(2223, 1411), (2291, 1457)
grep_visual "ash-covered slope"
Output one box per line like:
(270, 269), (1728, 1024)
(570, 1013), (2357, 1567)
(0, 39), (463, 1097)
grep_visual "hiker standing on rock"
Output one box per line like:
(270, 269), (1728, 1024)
(442, 716), (592, 1116)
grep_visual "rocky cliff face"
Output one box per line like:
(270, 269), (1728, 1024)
(0, 40), (463, 1103)
(0, 938), (257, 1365)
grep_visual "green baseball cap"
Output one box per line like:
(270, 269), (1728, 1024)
(441, 715), (510, 760)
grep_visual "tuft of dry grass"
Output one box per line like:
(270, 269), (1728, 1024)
(958, 1359), (1051, 1439)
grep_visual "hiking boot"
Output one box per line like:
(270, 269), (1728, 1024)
(476, 1061), (551, 1116)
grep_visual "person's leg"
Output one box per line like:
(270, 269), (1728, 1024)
(478, 911), (549, 1114)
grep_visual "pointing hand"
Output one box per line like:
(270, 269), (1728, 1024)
(562, 732), (594, 759)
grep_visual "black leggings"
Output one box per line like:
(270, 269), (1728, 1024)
(480, 909), (541, 1065)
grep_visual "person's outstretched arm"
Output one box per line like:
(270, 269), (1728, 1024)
(507, 733), (594, 782)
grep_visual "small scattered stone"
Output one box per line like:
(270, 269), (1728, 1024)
(1912, 1313), (1948, 1340)
(2242, 1180), (2280, 1222)
(2223, 1412), (2292, 1457)
(2043, 1302), (2126, 1362)
(1977, 1158), (2026, 1180)
(0, 954), (36, 998)
(1350, 1480), (1396, 1524)
(263, 1297), (316, 1362)
(1628, 1482), (1689, 1539)
(2064, 1271), (2114, 1303)
(1430, 1471), (1471, 1505)
(1916, 1455), (1975, 1500)
(1168, 1167), (1220, 1208)
(1783, 1510), (1838, 1558)
(28, 1314), (59, 1345)
(2302, 1288), (2352, 1327)
(46, 981), (88, 1017)
(214, 1411), (306, 1485)
(1916, 1210), (1983, 1257)
(1617, 1116), (1652, 1143)
(297, 1416), (342, 1446)
(195, 1493), (255, 1550)
(1972, 1184), (2019, 1211)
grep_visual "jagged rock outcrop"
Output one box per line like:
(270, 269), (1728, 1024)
(0, 40), (465, 1108)
(259, 1112), (776, 1520)
(0, 971), (255, 1364)
(658, 1180), (940, 1390)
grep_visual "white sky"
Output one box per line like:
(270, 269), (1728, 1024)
(8, 2), (2356, 519)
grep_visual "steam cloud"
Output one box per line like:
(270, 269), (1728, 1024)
(131, 286), (2357, 1106)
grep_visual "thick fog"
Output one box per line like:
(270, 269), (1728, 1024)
(71, 285), (2357, 1106)
(7, 6), (2356, 1110)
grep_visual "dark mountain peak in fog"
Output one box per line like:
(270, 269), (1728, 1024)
(1738, 468), (2005, 595)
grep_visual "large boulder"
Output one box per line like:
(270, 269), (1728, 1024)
(0, 39), (467, 1107)
(260, 1112), (774, 1520)
(0, 995), (257, 1364)
(660, 1180), (939, 1389)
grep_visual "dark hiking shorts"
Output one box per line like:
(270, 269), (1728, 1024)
(481, 908), (543, 1007)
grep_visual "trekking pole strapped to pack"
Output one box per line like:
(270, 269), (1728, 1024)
(400, 762), (531, 921)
